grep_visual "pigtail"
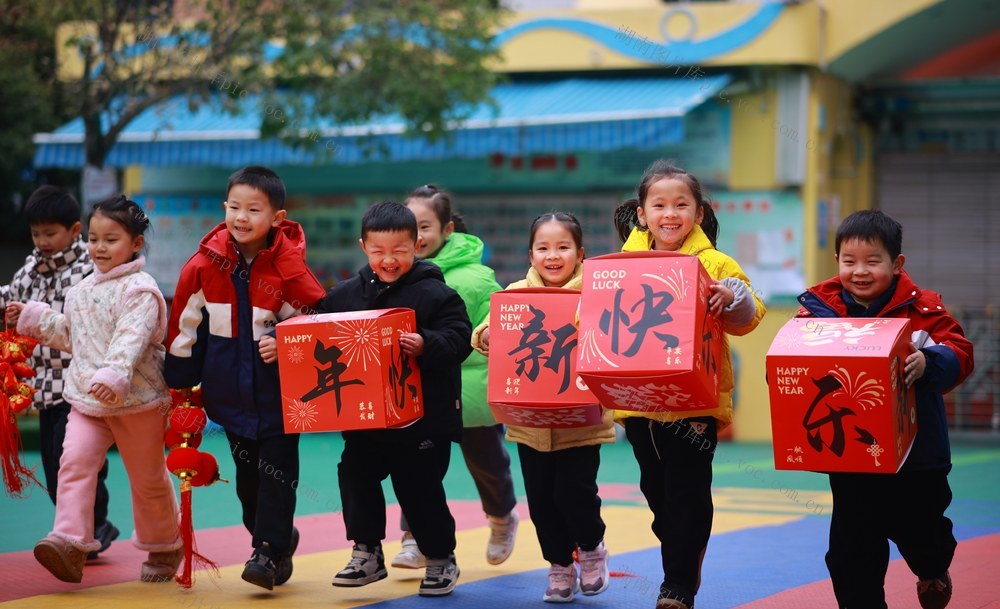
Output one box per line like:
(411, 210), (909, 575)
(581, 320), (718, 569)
(450, 210), (469, 234)
(613, 198), (642, 244)
(700, 201), (719, 247)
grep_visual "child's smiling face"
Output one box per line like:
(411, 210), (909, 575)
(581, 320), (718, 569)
(529, 220), (584, 287)
(360, 229), (417, 284)
(637, 177), (704, 251)
(837, 237), (904, 305)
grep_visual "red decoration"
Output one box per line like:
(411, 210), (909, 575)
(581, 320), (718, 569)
(165, 386), (223, 587)
(0, 330), (42, 497)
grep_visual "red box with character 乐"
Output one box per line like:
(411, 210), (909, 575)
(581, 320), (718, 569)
(766, 317), (917, 473)
(275, 308), (423, 432)
(486, 288), (603, 428)
(576, 252), (722, 414)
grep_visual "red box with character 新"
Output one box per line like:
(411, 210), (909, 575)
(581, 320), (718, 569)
(576, 251), (722, 414)
(486, 288), (603, 428)
(766, 317), (917, 473)
(275, 308), (423, 432)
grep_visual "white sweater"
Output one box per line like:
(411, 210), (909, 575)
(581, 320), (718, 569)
(18, 256), (171, 417)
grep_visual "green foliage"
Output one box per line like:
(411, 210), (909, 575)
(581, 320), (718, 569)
(31, 0), (507, 168)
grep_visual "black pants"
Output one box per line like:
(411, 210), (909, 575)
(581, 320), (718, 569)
(401, 424), (516, 532)
(339, 434), (456, 559)
(41, 402), (110, 527)
(826, 470), (956, 609)
(625, 416), (717, 606)
(226, 431), (300, 556)
(517, 443), (606, 566)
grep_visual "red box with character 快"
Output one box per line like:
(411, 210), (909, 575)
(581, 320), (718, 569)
(576, 251), (722, 414)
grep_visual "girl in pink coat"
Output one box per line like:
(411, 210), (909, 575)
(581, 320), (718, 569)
(7, 195), (180, 584)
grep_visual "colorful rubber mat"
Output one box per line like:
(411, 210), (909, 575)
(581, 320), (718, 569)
(2, 435), (998, 608)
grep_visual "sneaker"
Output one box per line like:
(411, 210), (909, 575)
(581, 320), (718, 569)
(486, 510), (519, 565)
(917, 571), (952, 609)
(391, 531), (426, 569)
(87, 520), (120, 560)
(34, 535), (87, 583)
(140, 547), (184, 583)
(242, 543), (278, 590)
(656, 585), (693, 609)
(543, 563), (578, 603)
(419, 554), (460, 596)
(331, 544), (388, 587)
(274, 526), (300, 586)
(578, 541), (610, 595)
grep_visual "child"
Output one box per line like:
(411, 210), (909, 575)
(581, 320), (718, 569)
(796, 210), (973, 609)
(472, 212), (615, 603)
(319, 201), (472, 597)
(7, 195), (180, 583)
(612, 160), (766, 609)
(164, 166), (326, 590)
(0, 186), (118, 558)
(390, 184), (518, 569)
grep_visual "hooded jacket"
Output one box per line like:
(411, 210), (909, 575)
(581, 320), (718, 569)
(796, 269), (974, 472)
(165, 221), (326, 439)
(0, 237), (92, 409)
(618, 224), (766, 426)
(471, 266), (617, 452)
(425, 232), (501, 427)
(319, 258), (473, 443)
(18, 256), (171, 417)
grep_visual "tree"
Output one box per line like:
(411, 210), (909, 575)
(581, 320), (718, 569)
(45, 0), (507, 169)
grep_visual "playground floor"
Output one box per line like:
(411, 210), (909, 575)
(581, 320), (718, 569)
(2, 432), (998, 608)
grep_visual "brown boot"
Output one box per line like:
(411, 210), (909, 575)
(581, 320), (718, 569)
(34, 535), (87, 583)
(140, 548), (184, 583)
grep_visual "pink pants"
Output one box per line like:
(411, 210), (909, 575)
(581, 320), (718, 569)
(52, 407), (180, 553)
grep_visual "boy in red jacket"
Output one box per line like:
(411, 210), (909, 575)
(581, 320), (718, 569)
(165, 166), (325, 590)
(797, 210), (974, 609)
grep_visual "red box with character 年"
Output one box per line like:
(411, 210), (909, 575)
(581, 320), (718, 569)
(576, 251), (722, 414)
(275, 308), (423, 432)
(486, 288), (603, 428)
(766, 317), (917, 473)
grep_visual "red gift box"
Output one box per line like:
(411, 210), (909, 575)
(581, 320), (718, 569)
(276, 308), (423, 432)
(576, 251), (722, 413)
(767, 317), (917, 473)
(486, 288), (603, 428)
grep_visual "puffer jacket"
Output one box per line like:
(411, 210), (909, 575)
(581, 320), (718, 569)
(472, 266), (616, 452)
(616, 224), (766, 426)
(425, 232), (501, 427)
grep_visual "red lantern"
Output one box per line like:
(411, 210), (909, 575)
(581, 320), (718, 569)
(169, 407), (207, 435)
(165, 429), (202, 450)
(166, 446), (201, 478)
(0, 330), (43, 497)
(190, 452), (220, 487)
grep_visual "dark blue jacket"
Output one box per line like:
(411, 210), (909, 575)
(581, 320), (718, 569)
(797, 270), (974, 471)
(165, 221), (326, 439)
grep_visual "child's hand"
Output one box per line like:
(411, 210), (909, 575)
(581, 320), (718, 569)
(399, 332), (424, 357)
(708, 283), (735, 317)
(89, 382), (117, 404)
(259, 334), (278, 363)
(905, 343), (926, 386)
(480, 327), (491, 354)
(5, 302), (24, 327)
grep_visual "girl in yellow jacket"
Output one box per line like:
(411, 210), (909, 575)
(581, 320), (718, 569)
(612, 161), (765, 609)
(472, 212), (615, 603)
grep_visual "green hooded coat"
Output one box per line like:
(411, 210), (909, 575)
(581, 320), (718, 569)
(426, 231), (501, 427)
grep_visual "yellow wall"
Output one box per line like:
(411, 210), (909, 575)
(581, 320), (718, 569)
(728, 88), (778, 190)
(731, 305), (799, 441)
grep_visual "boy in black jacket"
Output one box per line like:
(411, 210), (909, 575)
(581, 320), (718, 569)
(320, 201), (472, 597)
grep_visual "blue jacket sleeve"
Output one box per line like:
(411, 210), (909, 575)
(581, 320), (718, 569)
(918, 344), (962, 395)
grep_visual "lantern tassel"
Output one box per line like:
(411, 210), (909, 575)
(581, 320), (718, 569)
(175, 480), (219, 588)
(0, 395), (42, 497)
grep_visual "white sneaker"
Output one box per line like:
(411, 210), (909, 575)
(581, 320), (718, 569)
(486, 510), (519, 565)
(390, 532), (426, 569)
(419, 555), (460, 596)
(578, 541), (610, 595)
(543, 563), (578, 603)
